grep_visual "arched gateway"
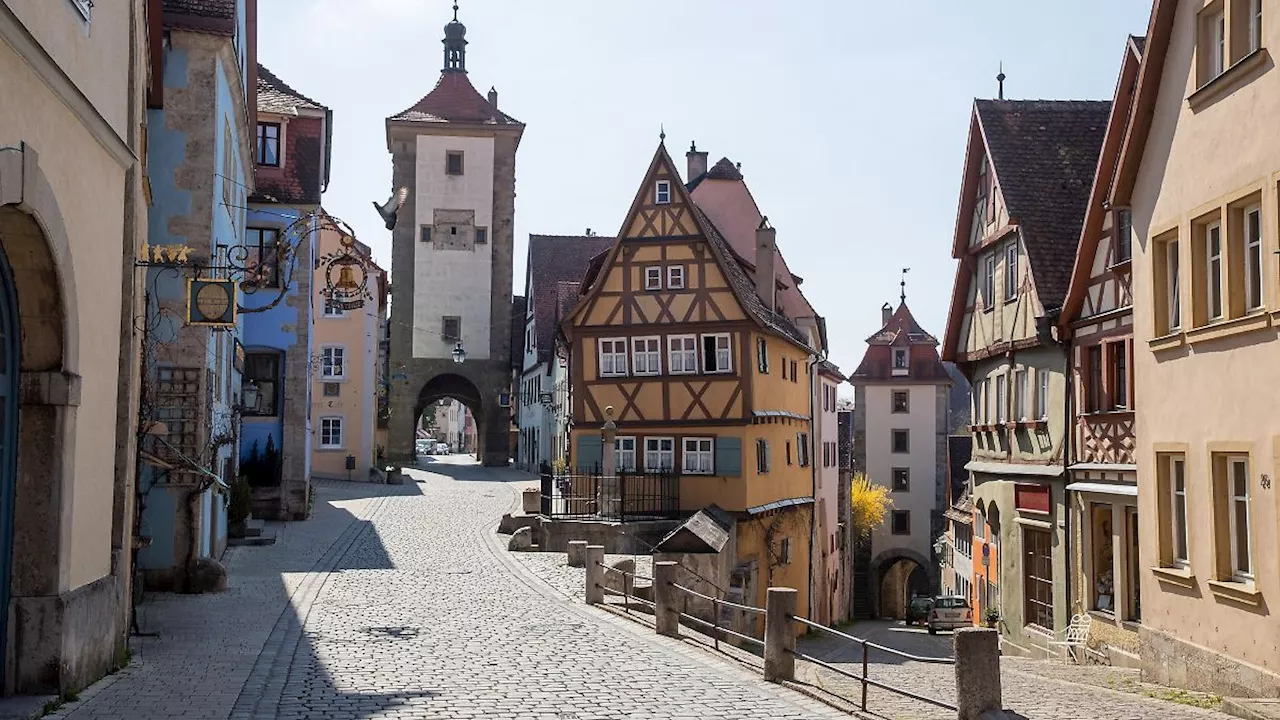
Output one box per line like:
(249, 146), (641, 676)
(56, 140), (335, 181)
(384, 9), (522, 467)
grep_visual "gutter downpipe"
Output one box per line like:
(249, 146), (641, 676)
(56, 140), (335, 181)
(807, 353), (818, 621)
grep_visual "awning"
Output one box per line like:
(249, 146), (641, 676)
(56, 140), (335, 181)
(752, 410), (810, 421)
(746, 496), (814, 516)
(964, 460), (1063, 478)
(1066, 482), (1137, 497)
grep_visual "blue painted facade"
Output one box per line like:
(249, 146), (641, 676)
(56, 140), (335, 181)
(137, 0), (252, 587)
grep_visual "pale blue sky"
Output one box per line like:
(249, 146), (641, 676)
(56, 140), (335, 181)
(261, 0), (1152, 375)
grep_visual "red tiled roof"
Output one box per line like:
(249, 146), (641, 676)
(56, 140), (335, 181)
(257, 64), (326, 115)
(163, 0), (236, 33)
(389, 72), (521, 126)
(852, 302), (952, 383)
(526, 235), (613, 364)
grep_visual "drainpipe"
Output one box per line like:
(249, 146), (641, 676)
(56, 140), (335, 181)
(1059, 320), (1073, 624)
(807, 353), (819, 621)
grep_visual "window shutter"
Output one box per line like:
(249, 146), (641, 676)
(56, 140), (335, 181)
(575, 435), (603, 471)
(715, 437), (741, 477)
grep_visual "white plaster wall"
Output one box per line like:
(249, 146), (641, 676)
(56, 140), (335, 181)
(412, 134), (494, 359)
(866, 384), (940, 564)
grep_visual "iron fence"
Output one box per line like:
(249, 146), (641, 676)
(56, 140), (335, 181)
(539, 465), (679, 521)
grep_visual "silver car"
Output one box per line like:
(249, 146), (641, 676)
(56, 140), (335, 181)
(927, 595), (973, 634)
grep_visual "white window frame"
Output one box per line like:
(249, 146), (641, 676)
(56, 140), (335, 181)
(644, 266), (662, 291)
(682, 437), (714, 475)
(892, 347), (909, 371)
(632, 336), (662, 376)
(615, 436), (637, 472)
(655, 180), (672, 205)
(645, 437), (674, 471)
(982, 254), (996, 308)
(1014, 368), (1028, 421)
(668, 335), (697, 374)
(1227, 456), (1253, 581)
(701, 333), (732, 374)
(1244, 204), (1263, 311)
(1004, 243), (1019, 301)
(319, 416), (344, 449)
(321, 346), (346, 380)
(1206, 220), (1224, 320)
(1212, 11), (1226, 76)
(1170, 455), (1190, 568)
(598, 338), (628, 377)
(667, 265), (685, 290)
(1250, 0), (1263, 53)
(1167, 240), (1182, 330)
(323, 298), (347, 318)
(995, 374), (1007, 424)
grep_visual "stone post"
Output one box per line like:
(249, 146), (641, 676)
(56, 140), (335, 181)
(654, 561), (678, 637)
(763, 587), (797, 682)
(599, 406), (618, 518)
(954, 627), (1002, 720)
(567, 540), (588, 568)
(584, 545), (604, 605)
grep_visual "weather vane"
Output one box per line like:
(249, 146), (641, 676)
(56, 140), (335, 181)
(452, 1), (459, 21)
(900, 267), (910, 304)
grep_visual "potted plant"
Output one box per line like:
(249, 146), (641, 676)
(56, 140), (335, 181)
(522, 486), (541, 514)
(984, 606), (1001, 628)
(228, 474), (252, 537)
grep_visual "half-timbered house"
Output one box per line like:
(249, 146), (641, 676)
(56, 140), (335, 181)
(563, 142), (820, 616)
(1058, 37), (1144, 666)
(941, 98), (1109, 655)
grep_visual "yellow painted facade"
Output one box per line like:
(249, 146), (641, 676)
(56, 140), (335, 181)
(565, 143), (818, 615)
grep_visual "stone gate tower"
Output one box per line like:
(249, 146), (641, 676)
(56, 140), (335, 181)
(385, 7), (522, 466)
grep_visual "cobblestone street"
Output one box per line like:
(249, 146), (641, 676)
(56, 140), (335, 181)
(49, 458), (843, 719)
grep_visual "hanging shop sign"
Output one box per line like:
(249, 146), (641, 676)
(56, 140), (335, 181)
(139, 243), (196, 265)
(320, 233), (373, 311)
(187, 278), (237, 327)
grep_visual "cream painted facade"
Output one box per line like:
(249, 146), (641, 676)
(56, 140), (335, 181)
(1118, 0), (1280, 697)
(311, 230), (386, 481)
(411, 134), (495, 361)
(0, 0), (147, 693)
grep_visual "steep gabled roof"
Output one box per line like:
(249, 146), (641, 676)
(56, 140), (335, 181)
(526, 235), (613, 365)
(852, 303), (952, 383)
(1111, 1), (1178, 207)
(974, 99), (1111, 309)
(389, 72), (522, 126)
(257, 65), (325, 115)
(1060, 37), (1145, 328)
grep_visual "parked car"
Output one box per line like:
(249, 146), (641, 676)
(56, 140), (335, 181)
(927, 595), (973, 634)
(415, 439), (431, 455)
(435, 442), (450, 455)
(905, 595), (934, 625)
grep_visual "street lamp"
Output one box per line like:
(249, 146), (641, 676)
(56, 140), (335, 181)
(451, 342), (466, 364)
(240, 381), (260, 414)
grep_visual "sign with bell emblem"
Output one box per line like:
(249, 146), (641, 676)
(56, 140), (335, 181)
(320, 233), (372, 311)
(187, 278), (237, 327)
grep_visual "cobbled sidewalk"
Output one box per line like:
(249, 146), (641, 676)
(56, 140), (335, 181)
(47, 459), (846, 719)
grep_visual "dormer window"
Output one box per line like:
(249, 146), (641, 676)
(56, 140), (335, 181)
(892, 348), (909, 376)
(256, 122), (281, 166)
(655, 180), (671, 205)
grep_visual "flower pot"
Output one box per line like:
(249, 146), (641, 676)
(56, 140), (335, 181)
(522, 488), (540, 514)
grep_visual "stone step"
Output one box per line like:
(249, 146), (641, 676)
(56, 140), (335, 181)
(229, 527), (277, 547)
(1223, 698), (1280, 720)
(243, 518), (266, 537)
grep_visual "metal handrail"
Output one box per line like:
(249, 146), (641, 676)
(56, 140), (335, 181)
(788, 616), (954, 664)
(596, 562), (652, 583)
(671, 583), (766, 615)
(677, 612), (765, 648)
(786, 648), (958, 712)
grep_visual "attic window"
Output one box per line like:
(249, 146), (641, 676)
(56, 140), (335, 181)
(892, 348), (909, 376)
(655, 180), (671, 205)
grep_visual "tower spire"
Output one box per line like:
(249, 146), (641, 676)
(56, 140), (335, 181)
(900, 267), (910, 304)
(442, 2), (468, 72)
(997, 62), (1006, 100)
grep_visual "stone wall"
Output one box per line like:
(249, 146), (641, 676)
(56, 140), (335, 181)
(1142, 625), (1280, 698)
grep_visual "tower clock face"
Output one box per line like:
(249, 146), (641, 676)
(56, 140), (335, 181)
(196, 283), (230, 322)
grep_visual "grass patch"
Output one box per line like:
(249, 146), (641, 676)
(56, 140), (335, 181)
(1139, 686), (1222, 710)
(39, 699), (61, 717)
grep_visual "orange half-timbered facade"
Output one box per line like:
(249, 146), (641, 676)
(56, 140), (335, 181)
(564, 142), (820, 616)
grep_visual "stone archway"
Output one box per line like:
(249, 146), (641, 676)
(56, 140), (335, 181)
(870, 547), (934, 620)
(412, 373), (487, 462)
(0, 143), (105, 694)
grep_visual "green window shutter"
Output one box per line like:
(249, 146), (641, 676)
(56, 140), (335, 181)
(715, 437), (741, 477)
(576, 435), (603, 471)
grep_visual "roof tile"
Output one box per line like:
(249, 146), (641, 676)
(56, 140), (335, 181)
(976, 99), (1111, 309)
(390, 72), (521, 126)
(527, 235), (614, 364)
(257, 64), (326, 115)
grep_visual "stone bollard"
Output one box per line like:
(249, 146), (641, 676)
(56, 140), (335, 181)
(763, 587), (797, 682)
(954, 627), (1002, 720)
(584, 545), (605, 605)
(654, 561), (678, 637)
(567, 540), (588, 568)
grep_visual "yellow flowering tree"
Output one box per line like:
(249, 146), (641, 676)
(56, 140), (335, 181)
(850, 472), (893, 538)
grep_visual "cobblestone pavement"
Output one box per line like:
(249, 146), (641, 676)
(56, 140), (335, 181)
(50, 457), (845, 719)
(796, 620), (1228, 720)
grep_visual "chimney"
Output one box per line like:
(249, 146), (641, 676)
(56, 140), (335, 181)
(687, 141), (708, 182)
(881, 303), (893, 325)
(487, 86), (498, 108)
(755, 218), (777, 312)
